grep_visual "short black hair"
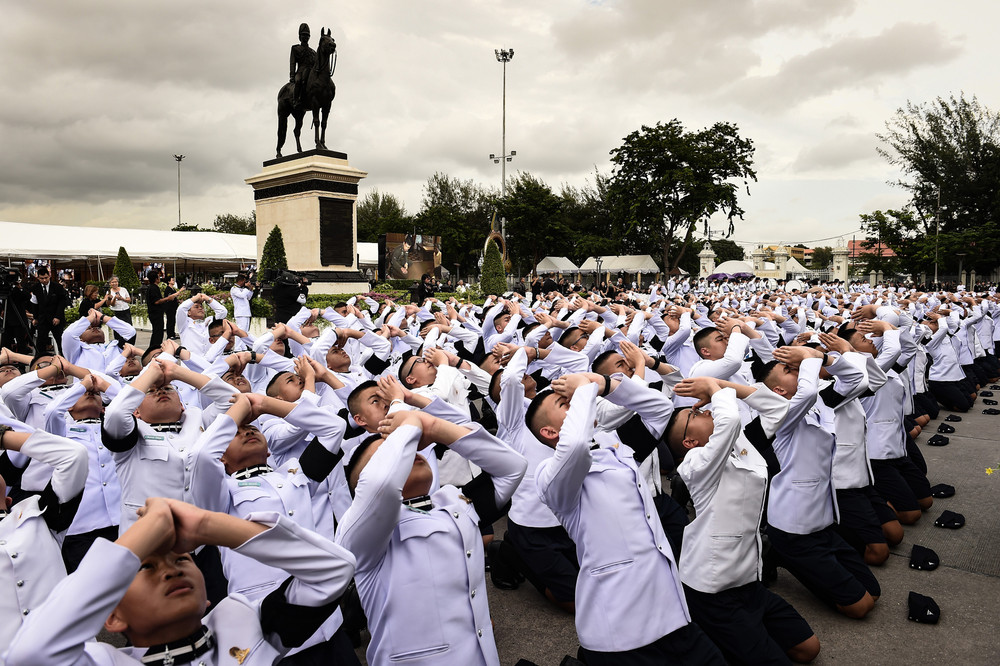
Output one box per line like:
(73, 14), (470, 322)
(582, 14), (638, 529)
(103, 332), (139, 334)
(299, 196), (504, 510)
(265, 371), (290, 397)
(751, 359), (779, 384)
(524, 389), (556, 442)
(558, 326), (582, 348)
(347, 380), (378, 418)
(345, 433), (384, 497)
(208, 319), (225, 334)
(488, 368), (504, 404)
(141, 346), (162, 366)
(398, 354), (417, 382)
(692, 327), (719, 355)
(591, 350), (621, 375)
(837, 322), (859, 341)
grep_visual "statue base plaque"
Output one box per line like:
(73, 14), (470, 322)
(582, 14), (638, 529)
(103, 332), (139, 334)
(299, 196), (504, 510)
(247, 150), (370, 294)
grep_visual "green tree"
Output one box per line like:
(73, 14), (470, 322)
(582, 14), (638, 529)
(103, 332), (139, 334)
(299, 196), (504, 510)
(858, 209), (920, 276)
(213, 211), (256, 235)
(260, 226), (288, 273)
(357, 190), (410, 242)
(113, 246), (141, 293)
(559, 170), (620, 266)
(413, 173), (493, 274)
(878, 93), (1000, 272)
(811, 246), (834, 269)
(496, 172), (569, 276)
(708, 238), (744, 264)
(608, 119), (757, 272)
(481, 238), (506, 296)
(171, 222), (205, 232)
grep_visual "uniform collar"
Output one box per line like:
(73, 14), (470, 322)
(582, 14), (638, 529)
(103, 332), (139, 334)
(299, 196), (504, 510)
(74, 417), (102, 424)
(140, 626), (214, 666)
(149, 421), (184, 433)
(402, 494), (433, 513)
(40, 383), (70, 393)
(233, 464), (273, 480)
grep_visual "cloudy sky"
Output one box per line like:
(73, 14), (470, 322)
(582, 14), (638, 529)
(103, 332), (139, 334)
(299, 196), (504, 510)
(1, 1), (994, 252)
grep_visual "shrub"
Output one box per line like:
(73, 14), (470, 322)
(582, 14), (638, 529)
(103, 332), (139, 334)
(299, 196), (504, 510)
(480, 239), (506, 296)
(260, 227), (288, 274)
(113, 247), (141, 294)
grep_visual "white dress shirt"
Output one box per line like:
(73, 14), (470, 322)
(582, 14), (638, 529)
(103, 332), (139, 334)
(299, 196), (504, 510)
(535, 383), (691, 652)
(336, 423), (526, 666)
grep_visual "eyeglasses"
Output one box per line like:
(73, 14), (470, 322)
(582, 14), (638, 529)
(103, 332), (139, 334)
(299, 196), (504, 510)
(682, 407), (703, 442)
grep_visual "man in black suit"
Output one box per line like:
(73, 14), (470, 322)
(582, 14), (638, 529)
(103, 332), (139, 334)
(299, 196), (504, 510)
(29, 266), (70, 354)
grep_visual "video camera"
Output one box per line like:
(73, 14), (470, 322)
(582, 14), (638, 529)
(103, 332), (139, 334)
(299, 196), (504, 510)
(0, 268), (21, 301)
(261, 268), (314, 286)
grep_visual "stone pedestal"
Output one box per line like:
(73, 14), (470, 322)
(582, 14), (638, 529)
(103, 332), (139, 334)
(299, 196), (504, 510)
(246, 150), (370, 294)
(751, 247), (766, 273)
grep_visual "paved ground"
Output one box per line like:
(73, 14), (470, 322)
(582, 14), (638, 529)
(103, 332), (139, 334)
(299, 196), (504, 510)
(485, 404), (1000, 666)
(127, 328), (1000, 665)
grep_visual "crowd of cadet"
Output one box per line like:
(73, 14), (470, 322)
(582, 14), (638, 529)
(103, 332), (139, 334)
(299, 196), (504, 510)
(0, 273), (994, 665)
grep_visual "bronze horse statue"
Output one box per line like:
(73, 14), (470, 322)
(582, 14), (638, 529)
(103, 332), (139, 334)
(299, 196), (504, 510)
(276, 28), (337, 158)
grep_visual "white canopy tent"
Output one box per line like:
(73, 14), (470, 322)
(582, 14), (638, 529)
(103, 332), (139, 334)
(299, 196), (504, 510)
(535, 256), (578, 274)
(0, 220), (258, 281)
(358, 242), (378, 267)
(710, 260), (756, 276)
(785, 257), (813, 275)
(0, 221), (256, 262)
(579, 255), (660, 274)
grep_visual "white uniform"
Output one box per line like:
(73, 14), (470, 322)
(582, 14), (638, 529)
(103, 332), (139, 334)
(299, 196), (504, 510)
(536, 383), (691, 653)
(0, 429), (88, 652)
(230, 284), (254, 330)
(336, 422), (526, 666)
(102, 377), (234, 532)
(4, 514), (356, 666)
(679, 386), (787, 593)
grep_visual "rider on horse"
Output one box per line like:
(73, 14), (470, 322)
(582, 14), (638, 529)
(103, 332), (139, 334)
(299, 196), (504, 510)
(289, 23), (316, 110)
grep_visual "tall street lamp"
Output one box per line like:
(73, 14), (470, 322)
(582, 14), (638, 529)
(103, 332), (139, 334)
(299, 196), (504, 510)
(490, 47), (515, 240)
(933, 187), (941, 286)
(173, 154), (185, 228)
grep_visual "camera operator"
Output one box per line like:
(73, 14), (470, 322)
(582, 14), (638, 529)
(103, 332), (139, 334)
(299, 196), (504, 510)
(0, 269), (31, 354)
(272, 270), (310, 323)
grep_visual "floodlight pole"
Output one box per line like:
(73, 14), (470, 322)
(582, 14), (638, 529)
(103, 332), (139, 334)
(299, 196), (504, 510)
(933, 187), (940, 286)
(491, 48), (515, 241)
(174, 154), (185, 228)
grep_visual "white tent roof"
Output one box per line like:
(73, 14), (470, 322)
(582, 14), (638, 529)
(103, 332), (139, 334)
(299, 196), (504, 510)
(712, 260), (755, 275)
(535, 256), (578, 273)
(0, 221), (256, 262)
(579, 255), (660, 274)
(358, 242), (378, 266)
(785, 257), (812, 273)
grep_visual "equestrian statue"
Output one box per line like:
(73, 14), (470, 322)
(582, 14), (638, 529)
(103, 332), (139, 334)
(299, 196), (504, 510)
(276, 23), (337, 158)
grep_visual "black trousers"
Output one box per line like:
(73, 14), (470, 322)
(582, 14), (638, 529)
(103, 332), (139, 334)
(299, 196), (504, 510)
(929, 379), (974, 412)
(35, 321), (65, 355)
(165, 307), (178, 338)
(148, 308), (165, 348)
(111, 309), (136, 345)
(578, 623), (725, 666)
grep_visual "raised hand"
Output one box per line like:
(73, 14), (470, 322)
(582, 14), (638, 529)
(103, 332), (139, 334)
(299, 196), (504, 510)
(673, 376), (722, 408)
